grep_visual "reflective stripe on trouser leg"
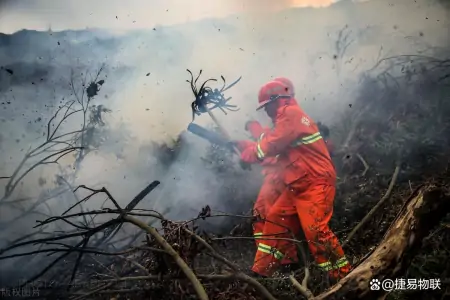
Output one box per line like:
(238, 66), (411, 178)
(252, 191), (299, 276)
(253, 231), (263, 248)
(253, 182), (267, 248)
(317, 256), (350, 271)
(328, 259), (351, 279)
(253, 175), (284, 250)
(257, 243), (284, 260)
(254, 233), (298, 265)
(253, 242), (285, 276)
(294, 183), (351, 278)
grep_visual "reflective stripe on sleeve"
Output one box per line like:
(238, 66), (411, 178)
(292, 132), (322, 147)
(257, 131), (323, 159)
(256, 133), (266, 159)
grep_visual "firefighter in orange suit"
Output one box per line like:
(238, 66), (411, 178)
(237, 77), (300, 266)
(237, 80), (351, 279)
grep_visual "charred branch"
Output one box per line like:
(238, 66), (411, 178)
(314, 186), (450, 299)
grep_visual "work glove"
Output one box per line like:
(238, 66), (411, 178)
(239, 160), (252, 171)
(240, 146), (260, 164)
(227, 140), (254, 170)
(245, 120), (264, 140)
(233, 140), (255, 152)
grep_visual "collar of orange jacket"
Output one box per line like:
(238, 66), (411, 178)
(281, 97), (298, 106)
(267, 97), (299, 121)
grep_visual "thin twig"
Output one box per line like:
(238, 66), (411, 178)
(289, 273), (314, 299)
(184, 228), (278, 300)
(343, 165), (400, 246)
(356, 153), (370, 176)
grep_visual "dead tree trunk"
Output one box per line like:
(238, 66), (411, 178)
(314, 185), (450, 300)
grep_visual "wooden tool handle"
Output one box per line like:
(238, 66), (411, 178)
(204, 107), (241, 155)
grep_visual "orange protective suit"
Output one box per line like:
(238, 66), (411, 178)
(241, 86), (350, 279)
(245, 121), (298, 265)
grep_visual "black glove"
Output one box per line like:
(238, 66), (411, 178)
(239, 160), (252, 171)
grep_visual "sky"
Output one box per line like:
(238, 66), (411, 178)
(0, 0), (362, 33)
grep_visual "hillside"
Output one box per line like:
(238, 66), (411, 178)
(0, 0), (449, 299)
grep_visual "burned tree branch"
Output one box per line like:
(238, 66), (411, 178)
(123, 215), (209, 300)
(183, 228), (277, 300)
(314, 185), (450, 299)
(356, 153), (370, 176)
(289, 242), (314, 299)
(290, 272), (313, 299)
(1, 179), (449, 300)
(0, 67), (107, 203)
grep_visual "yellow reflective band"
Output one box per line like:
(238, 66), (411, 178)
(257, 243), (284, 260)
(257, 133), (266, 159)
(317, 256), (349, 271)
(257, 144), (265, 159)
(257, 133), (281, 159)
(292, 132), (322, 147)
(254, 232), (263, 239)
(302, 132), (322, 144)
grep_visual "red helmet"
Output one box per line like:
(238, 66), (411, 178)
(257, 80), (291, 110)
(273, 77), (295, 96)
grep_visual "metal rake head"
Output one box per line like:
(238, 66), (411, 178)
(186, 69), (242, 121)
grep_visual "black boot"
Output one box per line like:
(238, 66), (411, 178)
(250, 271), (267, 279)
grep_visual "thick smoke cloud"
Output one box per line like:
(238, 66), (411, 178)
(0, 0), (448, 238)
(1, 0), (366, 34)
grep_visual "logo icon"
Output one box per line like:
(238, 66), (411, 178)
(301, 116), (310, 127)
(370, 279), (381, 290)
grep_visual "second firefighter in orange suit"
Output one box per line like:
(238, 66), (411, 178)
(240, 121), (298, 266)
(238, 80), (351, 279)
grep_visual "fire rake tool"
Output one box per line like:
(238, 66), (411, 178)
(186, 70), (240, 151)
(186, 69), (250, 169)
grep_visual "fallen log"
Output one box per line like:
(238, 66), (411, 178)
(312, 185), (450, 300)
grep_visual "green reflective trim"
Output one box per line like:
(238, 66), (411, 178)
(302, 132), (321, 141)
(302, 133), (322, 144)
(317, 256), (349, 271)
(258, 133), (281, 159)
(335, 258), (349, 268)
(292, 132), (323, 147)
(254, 232), (263, 239)
(257, 243), (284, 260)
(257, 133), (266, 159)
(257, 144), (265, 159)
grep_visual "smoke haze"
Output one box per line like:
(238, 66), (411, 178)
(0, 0), (449, 235)
(1, 0), (368, 34)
